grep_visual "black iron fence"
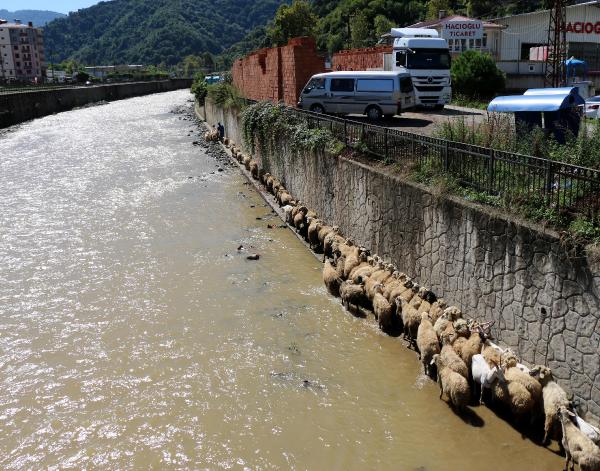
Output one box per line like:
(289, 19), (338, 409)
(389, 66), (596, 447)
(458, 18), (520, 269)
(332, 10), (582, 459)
(289, 107), (600, 220)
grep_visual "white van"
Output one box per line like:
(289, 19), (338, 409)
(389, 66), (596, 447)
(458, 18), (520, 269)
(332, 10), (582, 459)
(297, 71), (415, 119)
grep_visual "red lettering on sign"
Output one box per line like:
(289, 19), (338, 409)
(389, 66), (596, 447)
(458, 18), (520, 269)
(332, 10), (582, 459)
(563, 21), (600, 34)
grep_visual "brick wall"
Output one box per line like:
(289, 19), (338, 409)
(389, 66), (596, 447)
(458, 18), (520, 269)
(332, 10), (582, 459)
(331, 46), (392, 71)
(232, 37), (325, 106)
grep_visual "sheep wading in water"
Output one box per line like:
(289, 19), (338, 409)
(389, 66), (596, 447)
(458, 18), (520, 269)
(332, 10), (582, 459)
(219, 135), (600, 463)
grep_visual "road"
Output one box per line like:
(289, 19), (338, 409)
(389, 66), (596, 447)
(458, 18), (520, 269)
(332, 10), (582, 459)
(346, 104), (488, 136)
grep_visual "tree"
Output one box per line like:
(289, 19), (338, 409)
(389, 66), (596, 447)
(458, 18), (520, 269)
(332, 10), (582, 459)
(374, 15), (394, 38)
(267, 0), (319, 46)
(451, 50), (505, 99)
(181, 55), (204, 77)
(350, 12), (372, 48)
(202, 52), (215, 72)
(426, 0), (452, 20)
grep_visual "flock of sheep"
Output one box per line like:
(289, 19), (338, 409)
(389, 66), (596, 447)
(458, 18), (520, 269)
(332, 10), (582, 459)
(210, 128), (600, 471)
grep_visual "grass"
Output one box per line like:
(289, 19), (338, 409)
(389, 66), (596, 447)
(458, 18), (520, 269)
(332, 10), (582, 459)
(451, 94), (489, 110)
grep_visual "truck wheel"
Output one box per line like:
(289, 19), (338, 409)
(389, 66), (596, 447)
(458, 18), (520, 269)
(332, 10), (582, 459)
(310, 104), (325, 114)
(434, 105), (445, 110)
(366, 106), (383, 120)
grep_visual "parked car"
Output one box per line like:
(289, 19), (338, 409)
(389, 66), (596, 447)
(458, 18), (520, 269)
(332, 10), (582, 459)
(584, 96), (600, 118)
(297, 71), (415, 120)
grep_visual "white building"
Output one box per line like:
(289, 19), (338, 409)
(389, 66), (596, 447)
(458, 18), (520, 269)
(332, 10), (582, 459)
(0, 19), (45, 82)
(494, 1), (600, 90)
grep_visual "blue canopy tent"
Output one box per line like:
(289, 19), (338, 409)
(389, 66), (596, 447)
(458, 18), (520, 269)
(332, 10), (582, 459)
(487, 88), (585, 144)
(565, 57), (587, 84)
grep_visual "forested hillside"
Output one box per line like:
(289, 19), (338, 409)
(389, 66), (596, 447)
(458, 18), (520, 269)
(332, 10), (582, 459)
(0, 9), (65, 26)
(217, 0), (549, 66)
(43, 0), (287, 65)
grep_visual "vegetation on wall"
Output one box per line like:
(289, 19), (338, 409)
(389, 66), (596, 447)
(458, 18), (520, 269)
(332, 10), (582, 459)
(241, 101), (344, 156)
(206, 82), (247, 110)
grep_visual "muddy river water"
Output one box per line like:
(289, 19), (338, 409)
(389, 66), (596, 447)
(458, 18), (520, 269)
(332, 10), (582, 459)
(0, 90), (564, 469)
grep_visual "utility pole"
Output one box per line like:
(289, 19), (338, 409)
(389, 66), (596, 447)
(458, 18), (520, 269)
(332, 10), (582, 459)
(544, 0), (567, 88)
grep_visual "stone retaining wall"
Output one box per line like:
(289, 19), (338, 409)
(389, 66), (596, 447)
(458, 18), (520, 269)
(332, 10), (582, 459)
(0, 79), (192, 128)
(205, 100), (600, 425)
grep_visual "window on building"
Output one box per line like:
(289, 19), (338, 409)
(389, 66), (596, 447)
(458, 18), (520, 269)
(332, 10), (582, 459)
(16, 61), (20, 67)
(520, 43), (545, 60)
(482, 33), (488, 48)
(330, 78), (355, 92)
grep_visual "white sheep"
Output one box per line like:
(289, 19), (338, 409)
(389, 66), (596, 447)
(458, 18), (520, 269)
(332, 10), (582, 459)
(574, 412), (600, 447)
(282, 205), (295, 225)
(558, 406), (600, 471)
(471, 354), (505, 404)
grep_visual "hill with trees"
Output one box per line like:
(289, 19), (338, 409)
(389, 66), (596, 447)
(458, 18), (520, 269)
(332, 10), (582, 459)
(0, 9), (65, 26)
(42, 0), (287, 66)
(215, 0), (550, 67)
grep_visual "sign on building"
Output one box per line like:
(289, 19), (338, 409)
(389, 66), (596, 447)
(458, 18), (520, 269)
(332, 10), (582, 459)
(441, 20), (484, 40)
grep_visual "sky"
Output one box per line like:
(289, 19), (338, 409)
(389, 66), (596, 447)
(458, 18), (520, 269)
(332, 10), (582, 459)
(0, 1), (101, 14)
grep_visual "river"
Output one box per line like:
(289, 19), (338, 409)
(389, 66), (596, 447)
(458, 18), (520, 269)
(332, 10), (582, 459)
(0, 90), (563, 470)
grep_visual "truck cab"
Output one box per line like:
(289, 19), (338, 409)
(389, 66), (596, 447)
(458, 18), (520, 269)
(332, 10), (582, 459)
(391, 28), (452, 109)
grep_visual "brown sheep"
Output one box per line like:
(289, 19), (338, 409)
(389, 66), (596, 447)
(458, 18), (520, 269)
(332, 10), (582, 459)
(343, 250), (366, 280)
(372, 284), (393, 324)
(458, 326), (485, 370)
(307, 218), (323, 251)
(558, 406), (600, 471)
(491, 378), (535, 419)
(340, 279), (368, 313)
(249, 160), (259, 179)
(433, 354), (471, 411)
(399, 297), (422, 344)
(439, 331), (469, 379)
(349, 258), (375, 284)
(429, 299), (448, 323)
(417, 312), (440, 376)
(293, 206), (308, 230)
(323, 230), (344, 261)
(481, 344), (502, 368)
(323, 260), (342, 297)
(530, 365), (571, 444)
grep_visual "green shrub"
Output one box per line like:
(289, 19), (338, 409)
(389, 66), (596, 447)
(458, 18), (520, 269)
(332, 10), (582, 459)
(206, 83), (246, 109)
(451, 50), (505, 99)
(191, 73), (208, 104)
(569, 216), (600, 242)
(241, 101), (343, 156)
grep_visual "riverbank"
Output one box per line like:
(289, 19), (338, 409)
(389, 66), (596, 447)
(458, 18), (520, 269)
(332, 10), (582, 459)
(0, 79), (192, 128)
(202, 98), (600, 426)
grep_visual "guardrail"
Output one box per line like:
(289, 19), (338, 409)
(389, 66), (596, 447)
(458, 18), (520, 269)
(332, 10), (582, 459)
(0, 78), (192, 96)
(287, 107), (600, 220)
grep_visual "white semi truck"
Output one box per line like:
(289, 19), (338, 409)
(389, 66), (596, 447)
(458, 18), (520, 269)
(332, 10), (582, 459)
(388, 28), (452, 109)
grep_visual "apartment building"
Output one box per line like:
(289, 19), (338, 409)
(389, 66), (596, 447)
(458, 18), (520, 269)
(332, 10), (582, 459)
(0, 19), (45, 82)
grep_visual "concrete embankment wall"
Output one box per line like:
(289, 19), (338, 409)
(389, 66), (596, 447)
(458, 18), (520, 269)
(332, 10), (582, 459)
(0, 79), (192, 128)
(205, 100), (600, 424)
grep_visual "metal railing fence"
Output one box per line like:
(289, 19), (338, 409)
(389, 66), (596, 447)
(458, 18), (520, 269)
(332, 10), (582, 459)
(290, 107), (600, 220)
